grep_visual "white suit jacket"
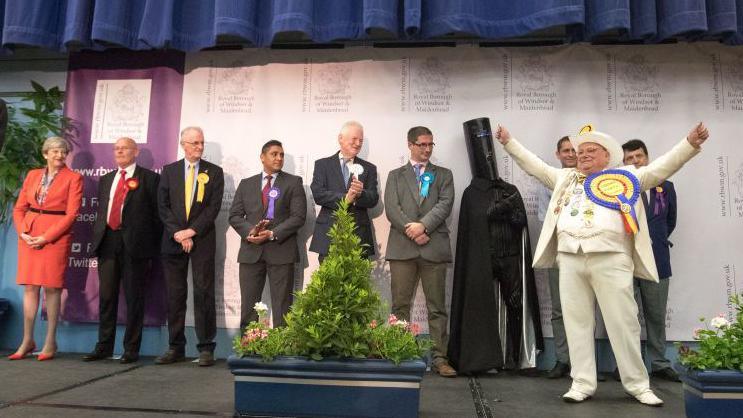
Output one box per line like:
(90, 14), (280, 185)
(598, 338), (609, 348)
(504, 137), (700, 282)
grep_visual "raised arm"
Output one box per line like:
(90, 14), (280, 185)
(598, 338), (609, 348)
(496, 125), (561, 189)
(636, 123), (707, 191)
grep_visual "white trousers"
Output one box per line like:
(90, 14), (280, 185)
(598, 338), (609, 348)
(557, 250), (650, 396)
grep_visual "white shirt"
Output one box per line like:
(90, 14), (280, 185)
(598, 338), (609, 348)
(262, 171), (277, 189)
(555, 179), (630, 254)
(106, 163), (136, 222)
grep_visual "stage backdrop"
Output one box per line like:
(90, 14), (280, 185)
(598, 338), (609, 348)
(63, 44), (742, 341)
(62, 51), (185, 325)
(174, 43), (742, 340)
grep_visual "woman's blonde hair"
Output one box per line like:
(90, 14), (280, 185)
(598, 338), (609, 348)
(41, 136), (72, 154)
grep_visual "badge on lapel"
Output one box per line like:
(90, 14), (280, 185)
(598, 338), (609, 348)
(196, 171), (209, 203)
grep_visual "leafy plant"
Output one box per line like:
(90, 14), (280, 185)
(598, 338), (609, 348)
(234, 200), (429, 364)
(676, 293), (743, 371)
(0, 81), (70, 222)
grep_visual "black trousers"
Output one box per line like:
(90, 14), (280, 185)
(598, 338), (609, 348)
(97, 229), (149, 354)
(162, 247), (217, 353)
(239, 262), (294, 331)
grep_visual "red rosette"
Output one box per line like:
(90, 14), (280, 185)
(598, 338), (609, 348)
(125, 177), (139, 191)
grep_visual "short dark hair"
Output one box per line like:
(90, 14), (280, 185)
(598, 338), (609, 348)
(261, 139), (283, 154)
(556, 136), (571, 151)
(622, 139), (648, 157)
(407, 126), (433, 144)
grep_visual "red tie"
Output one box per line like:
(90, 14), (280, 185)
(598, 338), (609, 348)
(262, 175), (272, 208)
(108, 170), (127, 230)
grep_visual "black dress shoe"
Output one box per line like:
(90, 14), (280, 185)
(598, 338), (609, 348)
(651, 367), (681, 382)
(120, 352), (139, 364)
(82, 349), (112, 362)
(546, 362), (570, 379)
(154, 350), (185, 365)
(198, 351), (215, 367)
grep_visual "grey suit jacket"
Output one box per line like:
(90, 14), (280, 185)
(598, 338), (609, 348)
(384, 162), (454, 263)
(229, 171), (307, 265)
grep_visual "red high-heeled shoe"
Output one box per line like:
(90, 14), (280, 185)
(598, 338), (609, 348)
(8, 343), (36, 360)
(37, 352), (56, 361)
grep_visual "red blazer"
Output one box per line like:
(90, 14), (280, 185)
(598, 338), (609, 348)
(13, 166), (83, 287)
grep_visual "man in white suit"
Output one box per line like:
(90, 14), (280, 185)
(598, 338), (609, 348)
(495, 122), (709, 406)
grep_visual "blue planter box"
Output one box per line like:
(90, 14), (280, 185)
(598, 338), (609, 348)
(674, 363), (743, 418)
(228, 355), (426, 418)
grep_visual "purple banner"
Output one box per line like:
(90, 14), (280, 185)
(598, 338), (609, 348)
(62, 51), (184, 325)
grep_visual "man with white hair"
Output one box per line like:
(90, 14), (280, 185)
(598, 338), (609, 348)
(494, 122), (709, 406)
(310, 121), (379, 262)
(156, 126), (224, 367)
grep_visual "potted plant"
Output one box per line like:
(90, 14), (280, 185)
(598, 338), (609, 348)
(228, 200), (429, 418)
(674, 293), (743, 418)
(0, 81), (70, 223)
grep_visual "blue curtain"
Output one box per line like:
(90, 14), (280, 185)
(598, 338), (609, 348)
(2, 0), (742, 51)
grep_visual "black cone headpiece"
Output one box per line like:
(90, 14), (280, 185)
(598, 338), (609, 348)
(463, 117), (499, 181)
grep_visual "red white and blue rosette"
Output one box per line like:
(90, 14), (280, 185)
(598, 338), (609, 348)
(584, 169), (641, 234)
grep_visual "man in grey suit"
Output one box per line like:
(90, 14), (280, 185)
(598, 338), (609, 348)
(385, 126), (456, 377)
(229, 140), (307, 330)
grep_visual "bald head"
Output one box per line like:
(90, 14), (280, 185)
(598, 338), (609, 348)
(114, 137), (139, 168)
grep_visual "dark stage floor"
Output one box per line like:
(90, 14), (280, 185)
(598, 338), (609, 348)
(0, 352), (685, 417)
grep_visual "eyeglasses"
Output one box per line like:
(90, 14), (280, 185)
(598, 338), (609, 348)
(412, 142), (435, 149)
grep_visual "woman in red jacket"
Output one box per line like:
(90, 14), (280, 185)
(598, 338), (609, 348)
(9, 136), (83, 361)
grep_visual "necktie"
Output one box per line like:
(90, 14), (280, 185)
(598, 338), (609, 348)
(108, 170), (127, 230)
(414, 164), (423, 187)
(185, 164), (195, 219)
(262, 175), (273, 208)
(342, 159), (351, 187)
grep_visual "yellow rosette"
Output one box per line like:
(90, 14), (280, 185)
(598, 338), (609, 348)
(196, 172), (209, 202)
(584, 169), (641, 234)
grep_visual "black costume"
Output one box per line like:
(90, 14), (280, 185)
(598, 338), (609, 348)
(448, 117), (543, 374)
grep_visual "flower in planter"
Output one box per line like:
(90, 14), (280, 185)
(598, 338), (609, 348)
(676, 293), (743, 371)
(254, 302), (270, 327)
(233, 200), (430, 364)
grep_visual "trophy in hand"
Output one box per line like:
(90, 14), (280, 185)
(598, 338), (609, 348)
(250, 219), (270, 237)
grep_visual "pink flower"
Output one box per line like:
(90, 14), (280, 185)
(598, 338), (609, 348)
(388, 314), (398, 325)
(409, 323), (420, 335)
(369, 319), (378, 329)
(693, 327), (703, 339)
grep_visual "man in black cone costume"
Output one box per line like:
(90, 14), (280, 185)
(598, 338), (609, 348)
(448, 117), (543, 375)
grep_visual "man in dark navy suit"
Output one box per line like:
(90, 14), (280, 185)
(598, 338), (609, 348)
(83, 137), (161, 364)
(310, 121), (378, 261)
(622, 139), (679, 382)
(156, 126), (224, 367)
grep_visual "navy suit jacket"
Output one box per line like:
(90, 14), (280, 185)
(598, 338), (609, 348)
(309, 153), (379, 256)
(644, 180), (676, 279)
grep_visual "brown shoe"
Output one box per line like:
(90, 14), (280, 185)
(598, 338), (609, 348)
(198, 351), (215, 367)
(432, 361), (457, 378)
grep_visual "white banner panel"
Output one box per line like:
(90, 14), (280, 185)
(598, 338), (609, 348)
(179, 44), (742, 340)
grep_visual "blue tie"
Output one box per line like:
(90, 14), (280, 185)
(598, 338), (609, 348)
(414, 164), (422, 185)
